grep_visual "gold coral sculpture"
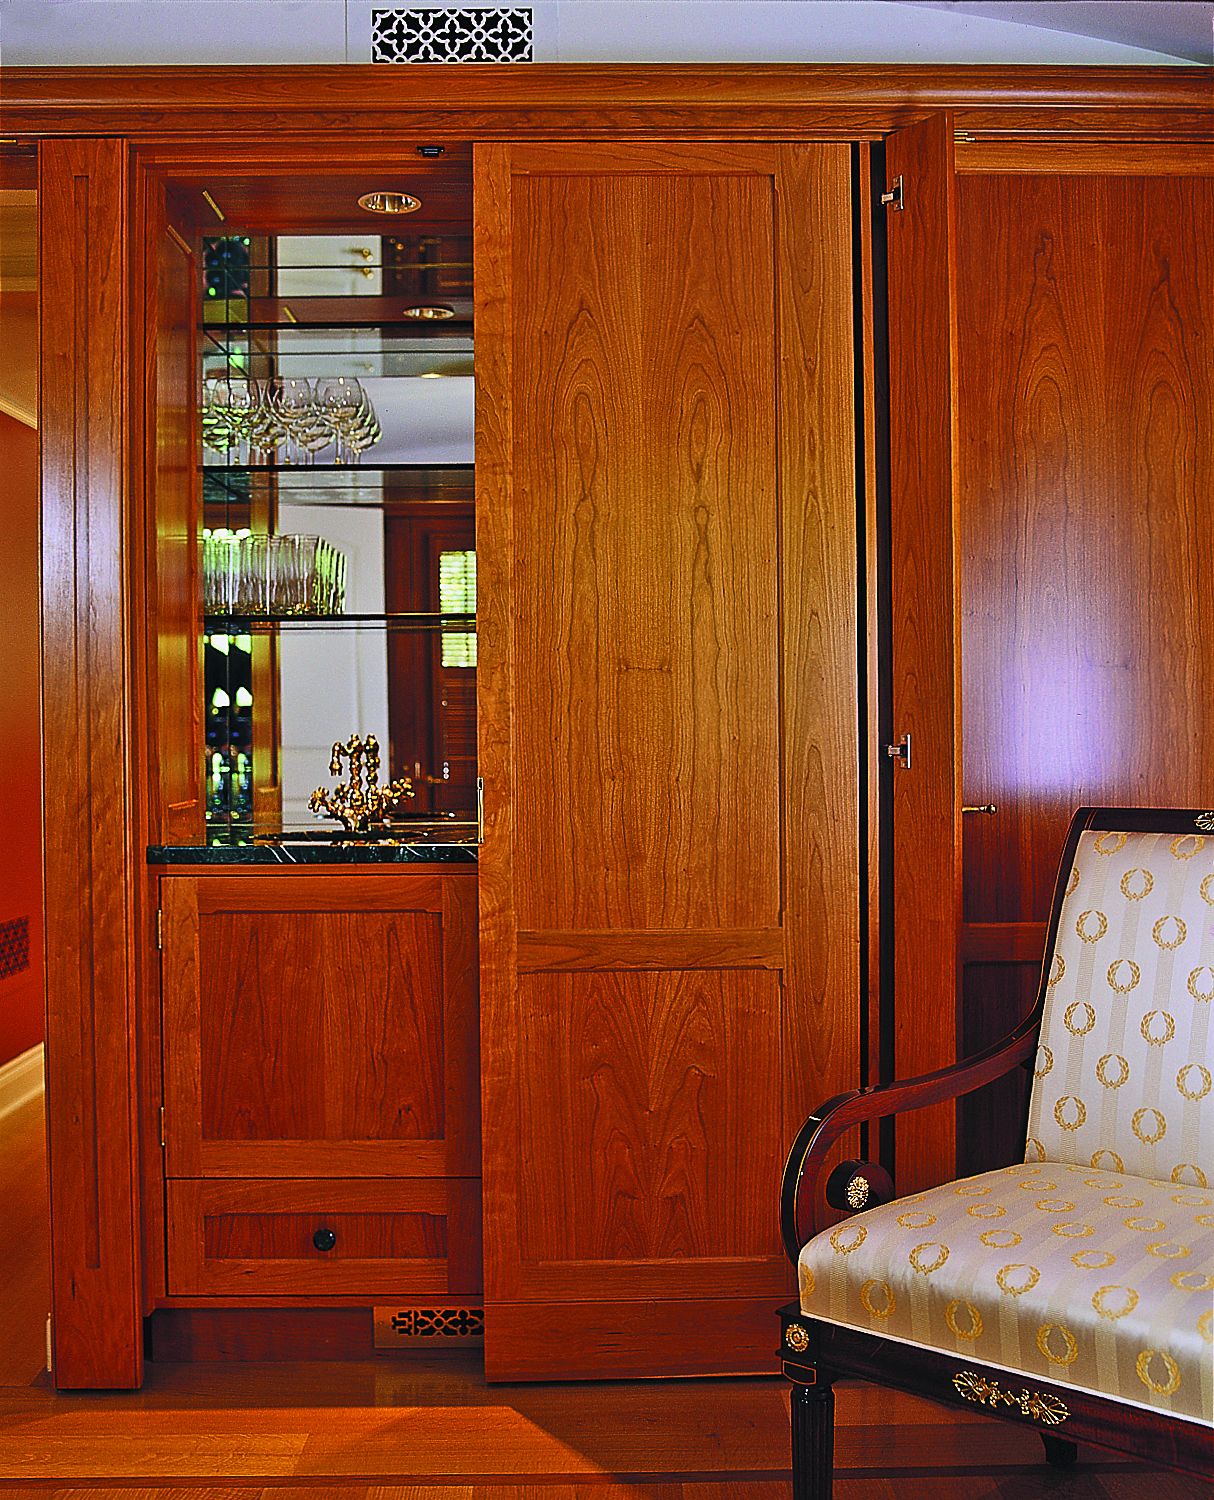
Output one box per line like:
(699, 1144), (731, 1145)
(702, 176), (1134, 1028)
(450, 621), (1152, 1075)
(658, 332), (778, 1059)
(308, 733), (414, 833)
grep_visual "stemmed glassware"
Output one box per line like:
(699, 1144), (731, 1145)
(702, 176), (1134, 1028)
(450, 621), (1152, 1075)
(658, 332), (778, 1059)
(201, 373), (380, 466)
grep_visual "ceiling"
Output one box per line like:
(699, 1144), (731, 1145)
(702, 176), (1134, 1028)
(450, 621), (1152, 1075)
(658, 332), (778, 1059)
(899, 2), (1213, 63)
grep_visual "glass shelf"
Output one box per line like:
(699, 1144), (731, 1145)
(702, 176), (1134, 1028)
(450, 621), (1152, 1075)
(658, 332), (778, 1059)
(202, 464), (473, 507)
(203, 300), (473, 331)
(204, 611), (475, 632)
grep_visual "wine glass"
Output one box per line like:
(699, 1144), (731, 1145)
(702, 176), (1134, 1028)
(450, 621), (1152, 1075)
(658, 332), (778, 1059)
(315, 376), (363, 465)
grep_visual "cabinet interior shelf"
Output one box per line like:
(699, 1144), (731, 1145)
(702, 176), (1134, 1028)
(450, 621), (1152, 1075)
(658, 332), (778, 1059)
(205, 611), (475, 632)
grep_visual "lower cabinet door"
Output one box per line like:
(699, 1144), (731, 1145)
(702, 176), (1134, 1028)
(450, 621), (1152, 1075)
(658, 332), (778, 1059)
(166, 1178), (482, 1297)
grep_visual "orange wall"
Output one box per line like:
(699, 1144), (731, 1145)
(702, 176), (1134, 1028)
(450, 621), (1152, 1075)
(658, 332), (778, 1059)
(0, 408), (42, 1065)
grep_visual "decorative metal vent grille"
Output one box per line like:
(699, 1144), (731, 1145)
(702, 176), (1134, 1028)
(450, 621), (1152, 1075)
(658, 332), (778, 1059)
(0, 917), (30, 981)
(372, 8), (533, 63)
(374, 1305), (485, 1347)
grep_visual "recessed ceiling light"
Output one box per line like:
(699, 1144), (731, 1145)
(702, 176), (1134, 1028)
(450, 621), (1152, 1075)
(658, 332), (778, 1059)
(358, 191), (422, 215)
(402, 304), (455, 321)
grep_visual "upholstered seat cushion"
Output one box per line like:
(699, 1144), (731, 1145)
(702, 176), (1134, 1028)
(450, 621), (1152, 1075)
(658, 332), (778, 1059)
(799, 1161), (1214, 1425)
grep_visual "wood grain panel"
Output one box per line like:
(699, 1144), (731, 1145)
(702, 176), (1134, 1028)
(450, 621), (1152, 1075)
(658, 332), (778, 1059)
(476, 141), (858, 1376)
(166, 1179), (472, 1297)
(161, 873), (478, 1180)
(39, 136), (143, 1389)
(885, 116), (962, 1193)
(958, 174), (1214, 929)
(511, 169), (780, 932)
(957, 962), (1039, 1179)
(516, 969), (785, 1280)
(956, 140), (1214, 176)
(517, 929), (785, 972)
(142, 183), (203, 844)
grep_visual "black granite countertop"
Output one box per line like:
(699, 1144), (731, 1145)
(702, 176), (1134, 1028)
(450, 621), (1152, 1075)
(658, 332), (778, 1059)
(147, 842), (477, 865)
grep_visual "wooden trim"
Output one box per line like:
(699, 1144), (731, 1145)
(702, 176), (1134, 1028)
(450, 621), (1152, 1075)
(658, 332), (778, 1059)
(188, 871), (448, 913)
(39, 136), (143, 1390)
(957, 139), (1214, 176)
(960, 921), (1048, 965)
(486, 1294), (787, 1380)
(516, 929), (786, 972)
(1, 66), (1210, 143)
(0, 1043), (43, 1122)
(154, 861), (477, 877)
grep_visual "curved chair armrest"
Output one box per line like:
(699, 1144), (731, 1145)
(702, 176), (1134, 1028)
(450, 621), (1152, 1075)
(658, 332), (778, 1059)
(781, 1013), (1039, 1262)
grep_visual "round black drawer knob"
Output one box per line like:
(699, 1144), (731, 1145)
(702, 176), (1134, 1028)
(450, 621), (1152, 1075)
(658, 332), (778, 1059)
(312, 1227), (337, 1252)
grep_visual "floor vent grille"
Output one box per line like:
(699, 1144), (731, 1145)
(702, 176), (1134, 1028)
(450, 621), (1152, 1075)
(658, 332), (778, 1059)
(372, 9), (533, 63)
(374, 1305), (485, 1347)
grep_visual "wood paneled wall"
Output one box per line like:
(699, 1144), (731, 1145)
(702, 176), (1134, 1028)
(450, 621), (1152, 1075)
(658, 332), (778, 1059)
(39, 137), (143, 1387)
(956, 170), (1214, 1171)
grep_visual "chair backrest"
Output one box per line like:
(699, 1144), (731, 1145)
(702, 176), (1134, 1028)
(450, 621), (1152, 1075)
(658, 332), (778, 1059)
(1025, 812), (1214, 1187)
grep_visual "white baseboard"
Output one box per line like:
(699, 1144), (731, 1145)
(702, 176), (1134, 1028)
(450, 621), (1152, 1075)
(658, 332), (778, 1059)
(0, 1043), (44, 1122)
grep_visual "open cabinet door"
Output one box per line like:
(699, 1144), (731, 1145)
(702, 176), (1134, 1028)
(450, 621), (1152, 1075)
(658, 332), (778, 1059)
(140, 177), (204, 844)
(475, 140), (859, 1378)
(884, 115), (963, 1193)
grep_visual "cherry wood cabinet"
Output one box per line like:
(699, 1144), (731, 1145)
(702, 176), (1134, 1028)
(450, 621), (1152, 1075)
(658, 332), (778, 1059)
(159, 870), (480, 1299)
(20, 65), (1212, 1389)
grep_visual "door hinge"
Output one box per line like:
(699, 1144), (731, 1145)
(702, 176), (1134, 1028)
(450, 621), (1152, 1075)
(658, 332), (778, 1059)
(886, 732), (912, 769)
(155, 909), (163, 950)
(881, 175), (904, 212)
(476, 777), (485, 845)
(159, 1105), (167, 1150)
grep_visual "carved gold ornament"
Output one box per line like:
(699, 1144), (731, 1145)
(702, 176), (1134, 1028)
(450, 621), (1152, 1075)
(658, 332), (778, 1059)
(846, 1175), (870, 1210)
(952, 1371), (1069, 1426)
(1195, 812), (1214, 834)
(785, 1323), (810, 1353)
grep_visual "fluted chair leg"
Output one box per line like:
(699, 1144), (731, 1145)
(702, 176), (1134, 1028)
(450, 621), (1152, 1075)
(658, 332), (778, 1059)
(1041, 1433), (1078, 1468)
(790, 1377), (834, 1500)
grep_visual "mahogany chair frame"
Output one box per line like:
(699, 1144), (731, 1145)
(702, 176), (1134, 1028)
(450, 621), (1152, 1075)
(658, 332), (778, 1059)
(778, 806), (1214, 1495)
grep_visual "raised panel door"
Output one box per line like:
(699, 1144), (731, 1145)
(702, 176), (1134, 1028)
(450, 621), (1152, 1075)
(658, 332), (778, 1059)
(162, 872), (478, 1180)
(476, 141), (860, 1376)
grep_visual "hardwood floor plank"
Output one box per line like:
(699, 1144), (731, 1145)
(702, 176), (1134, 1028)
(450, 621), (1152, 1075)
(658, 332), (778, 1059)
(0, 1094), (50, 1390)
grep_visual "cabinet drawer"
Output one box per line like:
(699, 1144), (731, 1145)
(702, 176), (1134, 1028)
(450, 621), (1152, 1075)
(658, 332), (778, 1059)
(167, 1179), (481, 1297)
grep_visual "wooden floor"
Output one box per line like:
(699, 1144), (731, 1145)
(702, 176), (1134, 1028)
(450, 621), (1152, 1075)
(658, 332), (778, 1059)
(1, 1095), (1207, 1497)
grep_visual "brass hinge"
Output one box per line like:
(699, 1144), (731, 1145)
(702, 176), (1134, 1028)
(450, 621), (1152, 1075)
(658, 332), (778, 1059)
(881, 175), (904, 212)
(156, 909), (163, 950)
(159, 1105), (167, 1150)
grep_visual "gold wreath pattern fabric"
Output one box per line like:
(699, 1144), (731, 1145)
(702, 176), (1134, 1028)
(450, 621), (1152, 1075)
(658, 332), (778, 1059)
(798, 1163), (1214, 1425)
(1025, 830), (1214, 1186)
